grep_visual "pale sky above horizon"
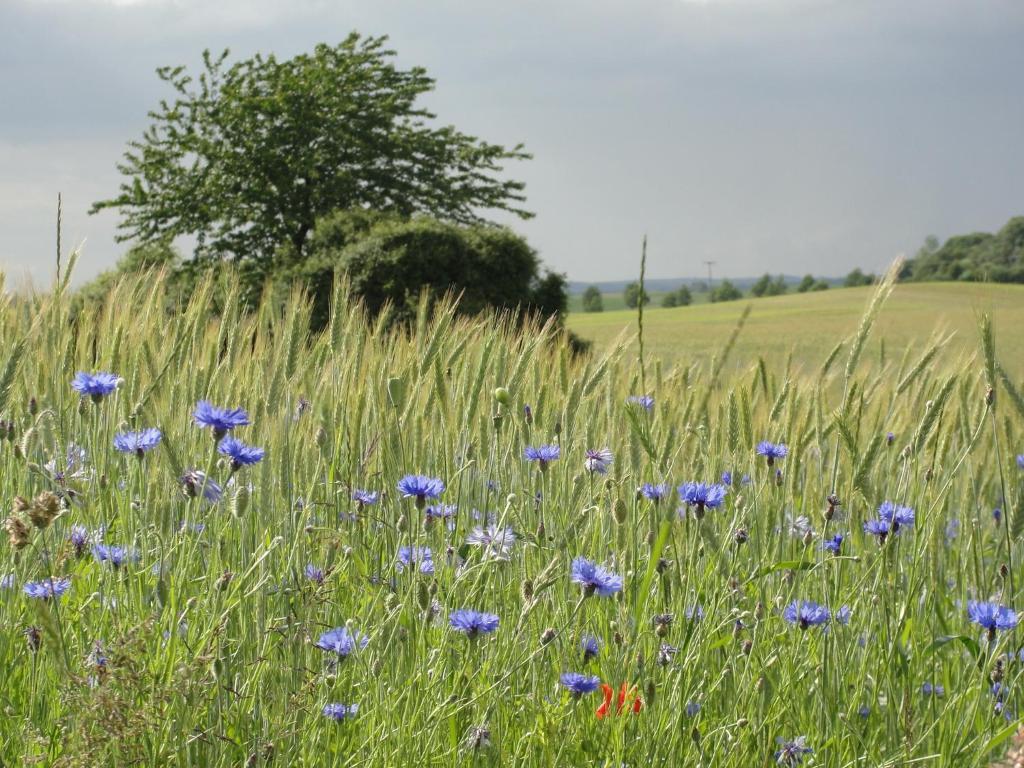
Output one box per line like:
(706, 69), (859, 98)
(2, 0), (1023, 287)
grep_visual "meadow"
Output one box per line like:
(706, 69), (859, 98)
(2, 259), (1024, 766)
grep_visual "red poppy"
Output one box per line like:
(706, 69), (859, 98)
(596, 682), (643, 718)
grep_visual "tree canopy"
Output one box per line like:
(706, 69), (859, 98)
(90, 35), (532, 264)
(906, 217), (1024, 283)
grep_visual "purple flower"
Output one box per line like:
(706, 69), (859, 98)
(721, 471), (733, 486)
(397, 546), (434, 574)
(560, 672), (600, 696)
(71, 371), (121, 399)
(305, 564), (325, 585)
(685, 701), (701, 717)
(113, 428), (162, 457)
(678, 482), (728, 516)
(466, 525), (516, 560)
(570, 557), (622, 597)
(886, 431), (896, 445)
(581, 634), (601, 661)
(315, 627), (368, 657)
(449, 609), (500, 638)
(218, 436), (265, 469)
(397, 475), (445, 506)
(68, 524), (94, 556)
(640, 483), (670, 502)
(1, 573), (15, 589)
(322, 703), (358, 721)
(782, 600), (830, 629)
(93, 545), (140, 569)
(524, 445), (560, 469)
(756, 441), (788, 465)
(775, 736), (813, 766)
(23, 577), (72, 600)
(193, 400), (250, 439)
(684, 605), (704, 622)
(922, 682), (944, 697)
(352, 489), (379, 506)
(834, 606), (852, 625)
(584, 448), (613, 475)
(968, 601), (1018, 640)
(180, 470), (222, 503)
(821, 533), (844, 554)
(863, 518), (891, 542)
(1017, 455), (1024, 469)
(425, 503), (457, 522)
(878, 501), (915, 532)
(627, 395), (654, 412)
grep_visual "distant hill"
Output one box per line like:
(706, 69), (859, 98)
(567, 275), (841, 294)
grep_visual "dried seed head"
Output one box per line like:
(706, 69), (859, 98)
(734, 528), (749, 545)
(540, 627), (557, 645)
(215, 570), (234, 591)
(5, 514), (31, 549)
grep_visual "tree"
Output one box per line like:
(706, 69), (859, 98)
(623, 282), (650, 309)
(581, 286), (604, 312)
(750, 273), (772, 298)
(710, 280), (743, 302)
(796, 274), (816, 293)
(662, 285), (692, 308)
(287, 211), (563, 329)
(90, 35), (531, 265)
(843, 268), (875, 288)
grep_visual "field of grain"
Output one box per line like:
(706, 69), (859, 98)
(1, 265), (1023, 766)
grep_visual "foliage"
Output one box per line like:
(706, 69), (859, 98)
(2, 265), (1024, 765)
(623, 281), (650, 309)
(796, 274), (829, 293)
(581, 286), (604, 313)
(907, 217), (1024, 283)
(709, 279), (743, 302)
(660, 285), (692, 308)
(749, 274), (788, 298)
(843, 268), (876, 288)
(89, 35), (531, 265)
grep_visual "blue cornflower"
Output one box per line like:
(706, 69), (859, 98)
(775, 736), (813, 766)
(113, 428), (162, 457)
(425, 503), (457, 522)
(684, 604), (705, 622)
(1, 573), (14, 589)
(627, 395), (654, 412)
(640, 483), (670, 502)
(71, 371), (121, 400)
(968, 600), (1018, 640)
(305, 564), (325, 585)
(23, 577), (72, 600)
(878, 501), (915, 532)
(922, 682), (944, 697)
(218, 436), (265, 471)
(397, 546), (435, 575)
(397, 475), (445, 508)
(584, 448), (614, 475)
(524, 445), (560, 469)
(721, 471), (733, 486)
(945, 519), (961, 542)
(68, 524), (93, 556)
(322, 703), (358, 721)
(685, 701), (701, 717)
(352, 489), (379, 506)
(821, 533), (844, 554)
(858, 704), (871, 718)
(193, 400), (250, 440)
(678, 482), (728, 517)
(93, 545), (139, 569)
(994, 508), (1003, 525)
(315, 627), (368, 657)
(581, 634), (601, 661)
(834, 606), (852, 625)
(863, 518), (891, 542)
(782, 600), (831, 629)
(1017, 455), (1024, 469)
(756, 441), (788, 465)
(886, 431), (896, 445)
(560, 672), (601, 696)
(449, 609), (500, 638)
(571, 557), (623, 598)
(180, 470), (222, 503)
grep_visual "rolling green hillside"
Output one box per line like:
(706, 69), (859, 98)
(568, 282), (1024, 378)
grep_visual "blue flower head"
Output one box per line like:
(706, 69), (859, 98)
(560, 672), (601, 696)
(821, 533), (844, 554)
(581, 634), (601, 661)
(397, 546), (435, 575)
(305, 564), (325, 585)
(449, 609), (500, 638)
(756, 441), (788, 465)
(627, 395), (654, 412)
(113, 428), (162, 457)
(352, 489), (379, 506)
(24, 577), (72, 600)
(678, 482), (728, 517)
(1017, 455), (1024, 469)
(218, 436), (265, 470)
(685, 701), (701, 717)
(397, 475), (445, 508)
(193, 400), (250, 439)
(425, 503), (457, 522)
(863, 518), (891, 542)
(322, 703), (358, 721)
(878, 501), (915, 532)
(524, 445), (560, 469)
(640, 483), (670, 502)
(775, 736), (813, 766)
(71, 371), (121, 400)
(93, 544), (140, 569)
(721, 471), (733, 486)
(922, 682), (945, 697)
(584, 448), (614, 475)
(181, 470), (222, 504)
(315, 627), (368, 657)
(782, 600), (831, 629)
(968, 600), (1018, 640)
(570, 557), (623, 598)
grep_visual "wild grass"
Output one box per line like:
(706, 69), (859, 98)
(0, 260), (1022, 766)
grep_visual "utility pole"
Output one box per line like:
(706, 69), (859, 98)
(703, 260), (716, 288)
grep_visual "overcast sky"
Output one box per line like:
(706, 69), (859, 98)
(2, 0), (1023, 286)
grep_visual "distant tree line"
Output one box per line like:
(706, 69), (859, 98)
(903, 217), (1024, 283)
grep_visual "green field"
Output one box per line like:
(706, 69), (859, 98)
(568, 290), (713, 313)
(569, 282), (1024, 378)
